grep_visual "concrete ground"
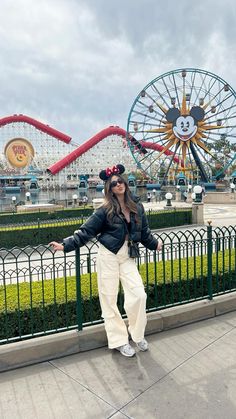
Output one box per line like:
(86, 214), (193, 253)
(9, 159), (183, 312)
(1, 311), (236, 419)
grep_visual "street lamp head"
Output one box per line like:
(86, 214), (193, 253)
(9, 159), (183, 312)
(176, 185), (180, 190)
(72, 194), (78, 200)
(230, 183), (235, 193)
(165, 192), (173, 207)
(192, 185), (203, 203)
(25, 192), (30, 201)
(188, 184), (192, 191)
(165, 192), (173, 200)
(11, 196), (16, 202)
(193, 185), (202, 194)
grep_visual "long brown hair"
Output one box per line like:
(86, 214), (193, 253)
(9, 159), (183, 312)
(103, 175), (138, 221)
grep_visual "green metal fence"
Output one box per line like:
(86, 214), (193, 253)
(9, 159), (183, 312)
(0, 224), (236, 345)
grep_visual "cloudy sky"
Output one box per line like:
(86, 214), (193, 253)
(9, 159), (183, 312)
(1, 0), (236, 145)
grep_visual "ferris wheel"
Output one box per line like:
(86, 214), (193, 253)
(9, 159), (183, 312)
(126, 68), (236, 183)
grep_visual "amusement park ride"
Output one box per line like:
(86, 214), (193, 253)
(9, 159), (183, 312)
(126, 68), (236, 188)
(1, 68), (236, 196)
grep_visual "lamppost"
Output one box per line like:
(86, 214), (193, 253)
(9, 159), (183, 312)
(152, 188), (156, 202)
(176, 185), (181, 202)
(25, 191), (31, 202)
(11, 196), (16, 212)
(191, 192), (196, 201)
(192, 185), (204, 224)
(165, 192), (173, 207)
(230, 183), (235, 193)
(193, 185), (203, 203)
(188, 184), (192, 193)
(72, 193), (78, 206)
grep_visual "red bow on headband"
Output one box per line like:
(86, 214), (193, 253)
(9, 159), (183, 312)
(105, 165), (119, 177)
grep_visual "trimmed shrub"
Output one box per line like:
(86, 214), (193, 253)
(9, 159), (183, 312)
(147, 209), (192, 229)
(0, 207), (94, 225)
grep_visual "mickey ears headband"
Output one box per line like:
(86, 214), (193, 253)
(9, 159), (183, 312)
(99, 164), (125, 181)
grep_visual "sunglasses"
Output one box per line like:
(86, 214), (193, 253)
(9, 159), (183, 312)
(110, 179), (124, 188)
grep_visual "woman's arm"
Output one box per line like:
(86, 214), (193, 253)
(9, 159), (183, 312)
(50, 207), (106, 253)
(139, 204), (161, 250)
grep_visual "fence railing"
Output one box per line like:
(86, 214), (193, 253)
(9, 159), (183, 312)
(1, 224), (236, 345)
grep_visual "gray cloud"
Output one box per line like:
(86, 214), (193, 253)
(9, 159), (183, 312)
(0, 0), (236, 144)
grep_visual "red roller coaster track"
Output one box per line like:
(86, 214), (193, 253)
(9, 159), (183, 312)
(0, 114), (71, 143)
(48, 126), (129, 174)
(0, 115), (183, 174)
(47, 126), (183, 175)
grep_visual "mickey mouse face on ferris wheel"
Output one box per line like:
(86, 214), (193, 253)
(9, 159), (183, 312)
(166, 106), (205, 142)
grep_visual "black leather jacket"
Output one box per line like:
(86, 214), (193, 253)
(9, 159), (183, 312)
(63, 201), (158, 254)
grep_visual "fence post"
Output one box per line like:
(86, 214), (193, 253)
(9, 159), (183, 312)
(75, 248), (83, 330)
(207, 221), (213, 300)
(37, 217), (40, 244)
(87, 254), (91, 273)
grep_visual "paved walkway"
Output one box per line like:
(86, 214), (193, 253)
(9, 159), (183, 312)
(1, 311), (236, 418)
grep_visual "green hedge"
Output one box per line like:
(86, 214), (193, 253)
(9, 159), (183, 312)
(0, 206), (94, 225)
(0, 223), (84, 249)
(1, 250), (235, 341)
(147, 209), (192, 229)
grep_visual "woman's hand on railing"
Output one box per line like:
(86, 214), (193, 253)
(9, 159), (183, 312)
(156, 241), (163, 251)
(49, 241), (64, 251)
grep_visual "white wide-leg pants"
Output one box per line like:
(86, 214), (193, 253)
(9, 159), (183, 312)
(97, 241), (147, 349)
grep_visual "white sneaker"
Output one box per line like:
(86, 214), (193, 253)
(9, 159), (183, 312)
(136, 339), (148, 351)
(115, 343), (136, 357)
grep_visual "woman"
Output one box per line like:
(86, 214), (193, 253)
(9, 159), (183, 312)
(50, 164), (162, 357)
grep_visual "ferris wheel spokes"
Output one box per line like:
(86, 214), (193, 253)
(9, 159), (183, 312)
(127, 68), (236, 183)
